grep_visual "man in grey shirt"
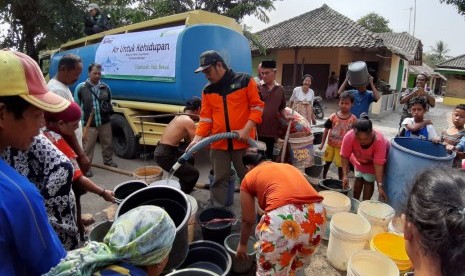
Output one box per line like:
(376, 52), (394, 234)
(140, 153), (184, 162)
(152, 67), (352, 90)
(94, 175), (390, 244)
(48, 54), (90, 173)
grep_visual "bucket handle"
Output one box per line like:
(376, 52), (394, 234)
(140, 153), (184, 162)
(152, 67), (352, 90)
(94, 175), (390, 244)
(383, 211), (395, 221)
(198, 218), (239, 227)
(364, 201), (395, 221)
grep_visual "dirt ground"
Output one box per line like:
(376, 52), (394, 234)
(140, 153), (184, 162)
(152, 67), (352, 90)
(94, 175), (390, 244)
(82, 96), (453, 275)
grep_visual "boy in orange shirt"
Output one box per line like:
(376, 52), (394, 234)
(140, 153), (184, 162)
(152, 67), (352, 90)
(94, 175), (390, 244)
(319, 91), (357, 179)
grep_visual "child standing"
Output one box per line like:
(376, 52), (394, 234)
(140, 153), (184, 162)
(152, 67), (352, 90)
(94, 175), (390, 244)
(400, 97), (439, 141)
(319, 91), (357, 179)
(440, 104), (465, 168)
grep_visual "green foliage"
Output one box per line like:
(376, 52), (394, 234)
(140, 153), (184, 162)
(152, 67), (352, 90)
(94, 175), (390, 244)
(0, 0), (277, 60)
(0, 0), (86, 60)
(243, 25), (266, 55)
(440, 0), (465, 15)
(357, 12), (392, 33)
(424, 40), (452, 67)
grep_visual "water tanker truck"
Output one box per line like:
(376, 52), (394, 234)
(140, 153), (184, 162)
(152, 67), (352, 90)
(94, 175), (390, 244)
(40, 10), (252, 159)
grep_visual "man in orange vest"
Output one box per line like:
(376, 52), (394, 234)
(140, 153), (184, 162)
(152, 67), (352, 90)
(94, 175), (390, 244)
(188, 50), (264, 207)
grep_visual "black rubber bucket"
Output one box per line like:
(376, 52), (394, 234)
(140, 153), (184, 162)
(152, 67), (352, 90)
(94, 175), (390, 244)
(116, 186), (191, 273)
(88, 220), (113, 242)
(198, 208), (235, 245)
(304, 155), (326, 178)
(318, 179), (351, 195)
(313, 131), (323, 145)
(176, 240), (232, 276)
(113, 180), (148, 204)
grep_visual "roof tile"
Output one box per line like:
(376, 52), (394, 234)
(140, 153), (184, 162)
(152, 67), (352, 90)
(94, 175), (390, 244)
(377, 32), (420, 60)
(436, 54), (465, 69)
(251, 4), (384, 50)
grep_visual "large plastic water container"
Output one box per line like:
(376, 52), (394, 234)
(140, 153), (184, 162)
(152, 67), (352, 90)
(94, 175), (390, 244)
(50, 25), (252, 106)
(384, 138), (455, 212)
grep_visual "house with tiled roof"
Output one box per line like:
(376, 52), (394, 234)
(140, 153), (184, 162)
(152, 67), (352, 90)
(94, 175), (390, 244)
(436, 54), (465, 105)
(377, 32), (446, 95)
(251, 4), (420, 99)
(377, 32), (421, 63)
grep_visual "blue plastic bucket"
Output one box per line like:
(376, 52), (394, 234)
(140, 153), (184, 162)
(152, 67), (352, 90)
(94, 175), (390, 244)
(384, 138), (455, 211)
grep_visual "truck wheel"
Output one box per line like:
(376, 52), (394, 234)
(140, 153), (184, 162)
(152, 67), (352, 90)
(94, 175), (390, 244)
(111, 114), (138, 159)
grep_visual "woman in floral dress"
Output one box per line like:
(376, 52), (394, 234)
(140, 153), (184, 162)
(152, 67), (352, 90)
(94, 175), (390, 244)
(236, 149), (325, 276)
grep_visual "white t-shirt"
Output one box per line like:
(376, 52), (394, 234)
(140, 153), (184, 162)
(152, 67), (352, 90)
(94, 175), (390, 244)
(290, 86), (314, 104)
(47, 78), (83, 147)
(401, 117), (438, 141)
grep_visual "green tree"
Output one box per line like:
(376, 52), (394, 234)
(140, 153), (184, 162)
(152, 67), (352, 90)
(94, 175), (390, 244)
(440, 0), (465, 15)
(424, 40), (452, 67)
(0, 0), (87, 60)
(357, 12), (392, 33)
(430, 40), (451, 61)
(1, 0), (277, 60)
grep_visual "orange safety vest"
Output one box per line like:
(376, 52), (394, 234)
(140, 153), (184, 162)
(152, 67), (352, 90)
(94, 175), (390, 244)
(196, 70), (264, 150)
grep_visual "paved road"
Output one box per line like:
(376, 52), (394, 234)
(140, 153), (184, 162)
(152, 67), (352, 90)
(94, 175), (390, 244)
(81, 96), (453, 275)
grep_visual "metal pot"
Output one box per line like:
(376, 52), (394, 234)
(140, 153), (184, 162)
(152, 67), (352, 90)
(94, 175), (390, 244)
(347, 61), (369, 87)
(116, 185), (191, 273)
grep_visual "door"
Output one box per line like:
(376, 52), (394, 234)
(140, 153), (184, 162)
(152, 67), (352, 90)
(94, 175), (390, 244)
(282, 64), (330, 98)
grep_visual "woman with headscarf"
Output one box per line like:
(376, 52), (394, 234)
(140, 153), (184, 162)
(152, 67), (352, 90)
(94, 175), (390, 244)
(236, 149), (325, 275)
(290, 74), (316, 125)
(46, 205), (176, 276)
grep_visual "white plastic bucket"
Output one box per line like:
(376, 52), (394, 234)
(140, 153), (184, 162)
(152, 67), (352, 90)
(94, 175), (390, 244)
(319, 190), (351, 240)
(347, 250), (399, 276)
(357, 200), (395, 239)
(288, 132), (314, 170)
(186, 195), (198, 243)
(150, 179), (181, 190)
(327, 212), (371, 271)
(388, 216), (404, 236)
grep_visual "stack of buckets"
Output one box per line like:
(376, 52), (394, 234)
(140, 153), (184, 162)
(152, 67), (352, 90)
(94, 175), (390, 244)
(321, 190), (412, 275)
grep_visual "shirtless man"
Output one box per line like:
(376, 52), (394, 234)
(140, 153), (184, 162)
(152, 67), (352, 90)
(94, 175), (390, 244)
(154, 96), (201, 193)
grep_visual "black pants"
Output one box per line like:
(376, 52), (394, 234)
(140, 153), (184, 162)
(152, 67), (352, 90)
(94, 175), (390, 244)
(154, 143), (199, 194)
(258, 136), (276, 160)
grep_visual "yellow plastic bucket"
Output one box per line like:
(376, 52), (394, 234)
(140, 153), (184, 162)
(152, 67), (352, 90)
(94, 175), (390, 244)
(370, 232), (412, 271)
(133, 166), (163, 184)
